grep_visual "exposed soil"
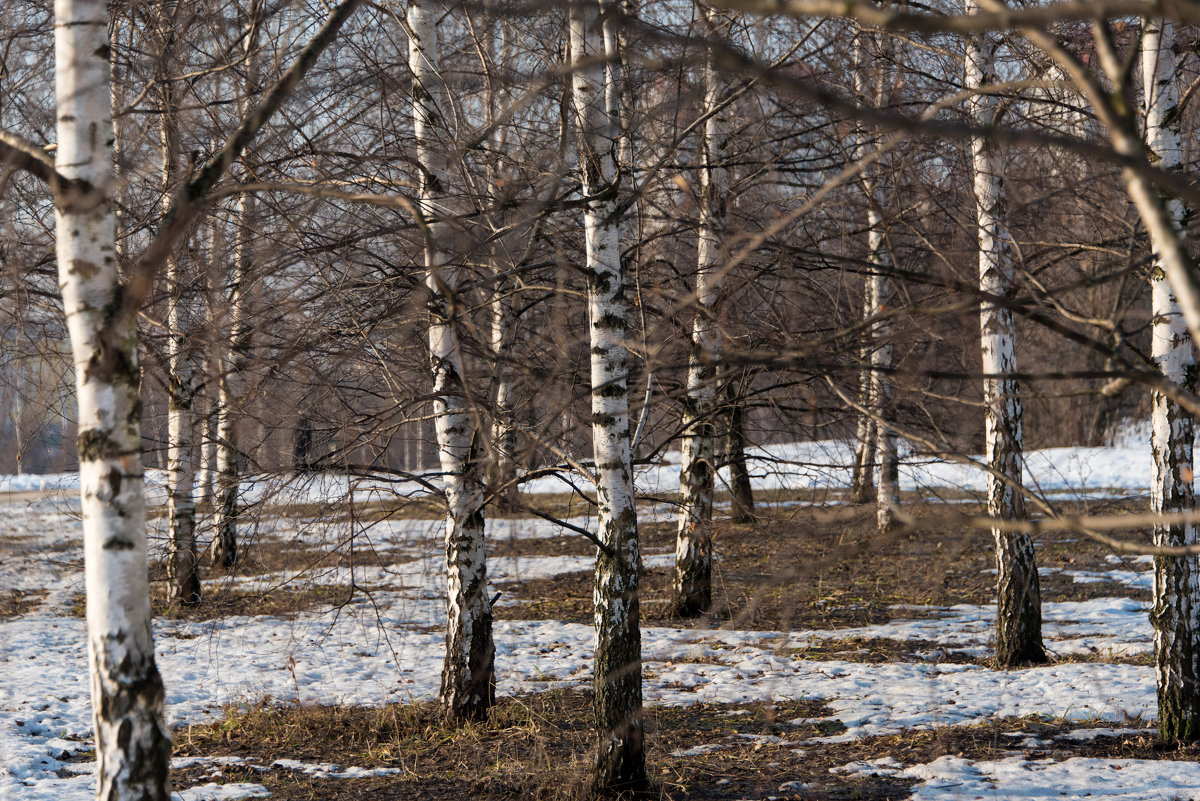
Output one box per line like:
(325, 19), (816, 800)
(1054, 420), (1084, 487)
(162, 692), (1198, 801)
(494, 499), (1148, 635)
(0, 588), (46, 619)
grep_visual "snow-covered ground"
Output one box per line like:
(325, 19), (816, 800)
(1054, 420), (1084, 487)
(2, 433), (1194, 801)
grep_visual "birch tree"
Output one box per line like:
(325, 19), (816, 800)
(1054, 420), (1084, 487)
(55, 0), (171, 796)
(158, 0), (201, 605)
(570, 0), (648, 791)
(673, 4), (729, 618)
(858, 30), (899, 534)
(1140, 16), (1200, 741)
(965, 0), (1044, 665)
(408, 0), (496, 722)
(849, 32), (877, 508)
(210, 2), (262, 568)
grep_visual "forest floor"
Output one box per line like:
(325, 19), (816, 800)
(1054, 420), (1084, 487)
(2, 436), (1196, 800)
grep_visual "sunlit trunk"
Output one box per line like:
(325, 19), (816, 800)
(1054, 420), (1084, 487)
(210, 12), (261, 569)
(56, 0), (171, 796)
(965, 0), (1044, 665)
(160, 13), (200, 604)
(571, 0), (647, 792)
(857, 31), (898, 534)
(409, 0), (495, 722)
(1142, 17), (1200, 743)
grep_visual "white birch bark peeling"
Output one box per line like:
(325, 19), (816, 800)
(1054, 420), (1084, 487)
(408, 0), (496, 722)
(55, 0), (171, 797)
(673, 5), (727, 618)
(1142, 17), (1200, 743)
(965, 0), (1044, 666)
(570, 0), (648, 792)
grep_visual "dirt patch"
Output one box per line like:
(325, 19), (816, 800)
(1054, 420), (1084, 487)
(166, 692), (1200, 801)
(0, 589), (46, 618)
(171, 692), (869, 801)
(495, 499), (1149, 635)
(489, 534), (595, 559)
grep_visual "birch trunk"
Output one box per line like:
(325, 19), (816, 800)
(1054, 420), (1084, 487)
(195, 215), (221, 510)
(159, 3), (200, 605)
(849, 361), (876, 504)
(56, 0), (171, 796)
(489, 286), (518, 511)
(408, 0), (495, 722)
(211, 11), (261, 568)
(485, 14), (518, 513)
(210, 195), (252, 567)
(849, 32), (877, 507)
(674, 8), (727, 617)
(571, 1), (647, 792)
(859, 32), (899, 534)
(965, 2), (1044, 665)
(1142, 18), (1200, 743)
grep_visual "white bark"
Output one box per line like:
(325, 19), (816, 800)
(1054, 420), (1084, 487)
(485, 13), (518, 512)
(211, 12), (261, 568)
(855, 31), (899, 532)
(571, 1), (647, 792)
(55, 0), (170, 797)
(409, 0), (495, 722)
(1142, 17), (1200, 742)
(966, 0), (1044, 665)
(159, 2), (199, 605)
(849, 32), (877, 506)
(674, 7), (727, 617)
(489, 288), (517, 508)
(195, 214), (221, 510)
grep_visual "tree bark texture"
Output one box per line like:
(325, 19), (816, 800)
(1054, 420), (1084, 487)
(857, 32), (899, 534)
(965, 1), (1044, 666)
(1142, 17), (1200, 743)
(721, 375), (755, 524)
(159, 3), (200, 606)
(673, 6), (728, 619)
(56, 0), (172, 797)
(211, 12), (261, 569)
(409, 0), (496, 723)
(849, 32), (877, 507)
(571, 0), (648, 793)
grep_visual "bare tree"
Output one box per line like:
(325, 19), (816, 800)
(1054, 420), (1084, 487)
(1140, 15), (1200, 742)
(964, 0), (1045, 666)
(55, 0), (171, 796)
(672, 4), (730, 619)
(570, 0), (647, 792)
(408, 0), (496, 722)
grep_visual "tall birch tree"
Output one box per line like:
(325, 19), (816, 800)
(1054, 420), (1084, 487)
(55, 0), (171, 796)
(856, 30), (899, 533)
(1141, 16), (1200, 742)
(211, 1), (262, 568)
(158, 0), (201, 605)
(965, 0), (1044, 665)
(570, 0), (648, 792)
(408, 0), (496, 722)
(673, 4), (729, 618)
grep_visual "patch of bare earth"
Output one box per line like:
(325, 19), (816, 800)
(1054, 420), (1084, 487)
(161, 693), (1200, 801)
(495, 499), (1150, 641)
(0, 588), (47, 618)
